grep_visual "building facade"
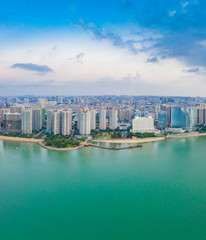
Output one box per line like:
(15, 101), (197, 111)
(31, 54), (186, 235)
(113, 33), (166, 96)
(99, 108), (106, 130)
(32, 109), (42, 131)
(183, 108), (196, 131)
(46, 110), (53, 133)
(90, 108), (96, 130)
(171, 107), (185, 128)
(109, 109), (118, 130)
(158, 112), (167, 130)
(3, 113), (22, 133)
(132, 116), (155, 133)
(61, 110), (72, 136)
(78, 109), (91, 135)
(22, 109), (32, 134)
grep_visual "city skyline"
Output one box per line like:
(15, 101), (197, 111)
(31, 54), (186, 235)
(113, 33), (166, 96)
(1, 1), (206, 96)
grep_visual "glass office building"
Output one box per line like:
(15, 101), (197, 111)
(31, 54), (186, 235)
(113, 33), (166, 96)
(171, 107), (185, 128)
(158, 112), (167, 130)
(183, 108), (196, 131)
(171, 107), (195, 131)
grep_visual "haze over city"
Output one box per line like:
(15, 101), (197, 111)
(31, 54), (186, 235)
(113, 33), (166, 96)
(1, 0), (206, 96)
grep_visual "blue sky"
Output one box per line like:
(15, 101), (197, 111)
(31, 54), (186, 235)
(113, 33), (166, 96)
(1, 0), (206, 96)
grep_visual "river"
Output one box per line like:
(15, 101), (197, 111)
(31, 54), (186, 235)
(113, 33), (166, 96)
(0, 137), (206, 240)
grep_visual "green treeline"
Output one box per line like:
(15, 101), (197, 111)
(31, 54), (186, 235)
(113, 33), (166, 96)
(43, 135), (80, 148)
(127, 132), (156, 138)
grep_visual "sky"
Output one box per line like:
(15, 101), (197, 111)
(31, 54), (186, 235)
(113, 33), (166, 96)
(1, 0), (206, 96)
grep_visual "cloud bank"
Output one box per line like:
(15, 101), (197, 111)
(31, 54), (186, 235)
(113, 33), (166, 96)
(11, 63), (54, 73)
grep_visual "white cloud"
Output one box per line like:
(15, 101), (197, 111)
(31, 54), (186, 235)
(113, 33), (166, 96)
(181, 1), (189, 8)
(0, 28), (206, 96)
(169, 10), (177, 17)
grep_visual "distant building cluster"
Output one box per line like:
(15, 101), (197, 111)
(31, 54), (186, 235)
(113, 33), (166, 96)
(1, 96), (206, 136)
(0, 106), (45, 134)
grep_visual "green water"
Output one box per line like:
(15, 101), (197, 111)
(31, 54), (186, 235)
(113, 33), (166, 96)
(1, 137), (206, 240)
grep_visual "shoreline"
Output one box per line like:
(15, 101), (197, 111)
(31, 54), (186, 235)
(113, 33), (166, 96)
(167, 132), (206, 139)
(0, 136), (40, 143)
(38, 139), (84, 151)
(1, 132), (206, 150)
(91, 132), (206, 144)
(91, 137), (165, 144)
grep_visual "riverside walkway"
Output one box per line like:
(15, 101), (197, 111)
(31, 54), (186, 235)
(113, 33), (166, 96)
(84, 142), (142, 150)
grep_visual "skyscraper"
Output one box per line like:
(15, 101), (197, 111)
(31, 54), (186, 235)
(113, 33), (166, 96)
(158, 112), (167, 130)
(171, 107), (196, 131)
(78, 109), (91, 135)
(41, 108), (46, 125)
(171, 107), (185, 128)
(46, 110), (72, 135)
(53, 111), (61, 135)
(99, 108), (106, 130)
(57, 97), (64, 104)
(32, 108), (42, 131)
(126, 109), (132, 121)
(46, 110), (53, 133)
(61, 110), (72, 136)
(166, 106), (171, 125)
(118, 108), (126, 121)
(183, 108), (196, 131)
(195, 107), (206, 125)
(0, 109), (9, 124)
(10, 105), (25, 113)
(90, 108), (96, 130)
(22, 109), (32, 134)
(109, 109), (118, 130)
(118, 108), (132, 121)
(3, 113), (22, 133)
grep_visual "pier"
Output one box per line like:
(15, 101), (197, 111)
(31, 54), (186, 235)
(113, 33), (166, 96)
(84, 143), (142, 150)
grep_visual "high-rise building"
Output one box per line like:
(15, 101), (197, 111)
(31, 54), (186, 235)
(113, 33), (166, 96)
(155, 106), (161, 120)
(171, 107), (185, 128)
(61, 110), (72, 136)
(78, 109), (91, 135)
(90, 108), (96, 130)
(0, 109), (9, 124)
(135, 102), (140, 109)
(166, 106), (171, 125)
(198, 108), (205, 124)
(183, 108), (196, 131)
(135, 110), (141, 117)
(41, 108), (46, 125)
(109, 109), (118, 130)
(32, 109), (42, 131)
(77, 110), (80, 130)
(10, 105), (25, 113)
(132, 116), (155, 133)
(195, 107), (206, 125)
(38, 98), (47, 106)
(99, 108), (106, 130)
(23, 98), (29, 104)
(53, 111), (61, 135)
(126, 109), (132, 121)
(3, 113), (22, 133)
(118, 109), (126, 121)
(46, 110), (72, 135)
(158, 112), (167, 130)
(57, 97), (64, 104)
(22, 109), (32, 134)
(46, 110), (53, 133)
(118, 108), (132, 121)
(142, 111), (149, 117)
(7, 97), (13, 104)
(171, 107), (196, 130)
(195, 108), (199, 125)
